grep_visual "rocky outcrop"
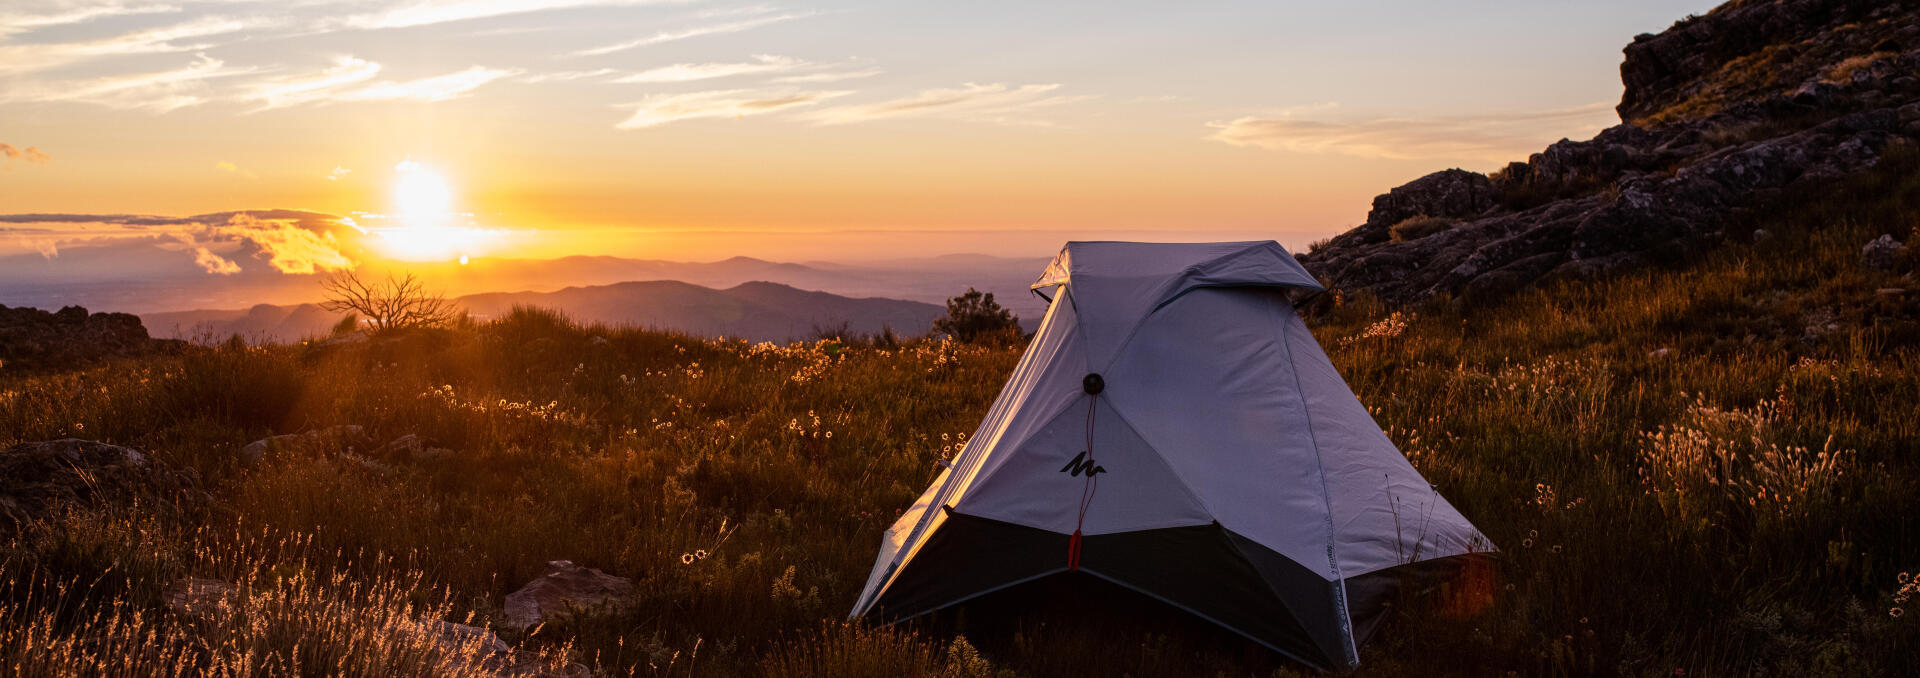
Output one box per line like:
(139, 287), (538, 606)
(240, 425), (369, 464)
(375, 433), (455, 462)
(502, 560), (634, 630)
(1862, 234), (1909, 270)
(1618, 0), (1920, 125)
(1300, 0), (1920, 304)
(1360, 169), (1497, 241)
(237, 428), (462, 466)
(0, 305), (182, 372)
(0, 439), (199, 532)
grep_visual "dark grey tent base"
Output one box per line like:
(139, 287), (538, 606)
(898, 570), (1316, 675)
(868, 512), (1354, 672)
(1343, 552), (1496, 646)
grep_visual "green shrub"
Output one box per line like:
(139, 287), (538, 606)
(932, 289), (1020, 343)
(1389, 214), (1457, 242)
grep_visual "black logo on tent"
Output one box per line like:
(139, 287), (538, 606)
(1059, 451), (1105, 477)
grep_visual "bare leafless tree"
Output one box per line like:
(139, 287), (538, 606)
(319, 271), (462, 332)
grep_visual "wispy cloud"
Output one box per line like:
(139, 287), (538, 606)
(692, 4), (781, 19)
(239, 58), (517, 110)
(803, 82), (1092, 126)
(0, 16), (256, 77)
(615, 88), (849, 128)
(0, 210), (357, 274)
(209, 212), (355, 274)
(346, 0), (685, 30)
(0, 2), (184, 39)
(328, 165), (352, 181)
(337, 65), (519, 103)
(772, 68), (880, 84)
(215, 160), (257, 180)
(0, 54), (256, 112)
(241, 55), (382, 110)
(1205, 102), (1617, 163)
(612, 54), (810, 83)
(571, 10), (812, 57)
(1, 143), (51, 165)
(26, 238), (59, 259)
(519, 68), (618, 83)
(174, 232), (241, 274)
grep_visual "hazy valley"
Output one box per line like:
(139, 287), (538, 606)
(2, 248), (1049, 343)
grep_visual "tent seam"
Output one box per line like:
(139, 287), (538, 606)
(1077, 568), (1335, 673)
(1219, 528), (1353, 667)
(951, 286), (1095, 511)
(1272, 294), (1360, 669)
(866, 288), (1078, 611)
(1089, 394), (1219, 528)
(875, 567), (1071, 625)
(1082, 244), (1249, 372)
(1150, 242), (1326, 313)
(1083, 243), (1319, 372)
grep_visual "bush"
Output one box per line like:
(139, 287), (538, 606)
(321, 271), (462, 333)
(931, 289), (1019, 343)
(1389, 214), (1457, 242)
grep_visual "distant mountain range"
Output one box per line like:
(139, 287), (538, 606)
(0, 240), (1050, 328)
(142, 280), (944, 343)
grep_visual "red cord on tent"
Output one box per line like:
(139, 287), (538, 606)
(1068, 394), (1097, 571)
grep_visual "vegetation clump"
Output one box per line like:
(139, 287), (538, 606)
(931, 288), (1020, 344)
(321, 271), (463, 333)
(1388, 214), (1456, 242)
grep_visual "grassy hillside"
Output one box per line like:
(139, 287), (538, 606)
(3, 158), (1918, 676)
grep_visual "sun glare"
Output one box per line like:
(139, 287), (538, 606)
(373, 160), (500, 261)
(393, 161), (453, 223)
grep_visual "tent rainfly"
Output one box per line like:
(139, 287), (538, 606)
(850, 241), (1494, 672)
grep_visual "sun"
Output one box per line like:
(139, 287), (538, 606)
(373, 160), (497, 262)
(393, 160), (453, 223)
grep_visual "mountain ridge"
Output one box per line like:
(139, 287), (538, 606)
(142, 279), (945, 344)
(2, 246), (1049, 324)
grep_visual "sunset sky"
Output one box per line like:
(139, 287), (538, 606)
(2, 0), (1720, 267)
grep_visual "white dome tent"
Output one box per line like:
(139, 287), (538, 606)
(850, 241), (1494, 672)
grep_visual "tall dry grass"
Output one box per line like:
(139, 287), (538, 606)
(1, 508), (575, 677)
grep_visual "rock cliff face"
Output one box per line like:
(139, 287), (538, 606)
(1299, 0), (1920, 303)
(0, 305), (182, 371)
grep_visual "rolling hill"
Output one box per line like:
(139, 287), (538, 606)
(142, 280), (944, 343)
